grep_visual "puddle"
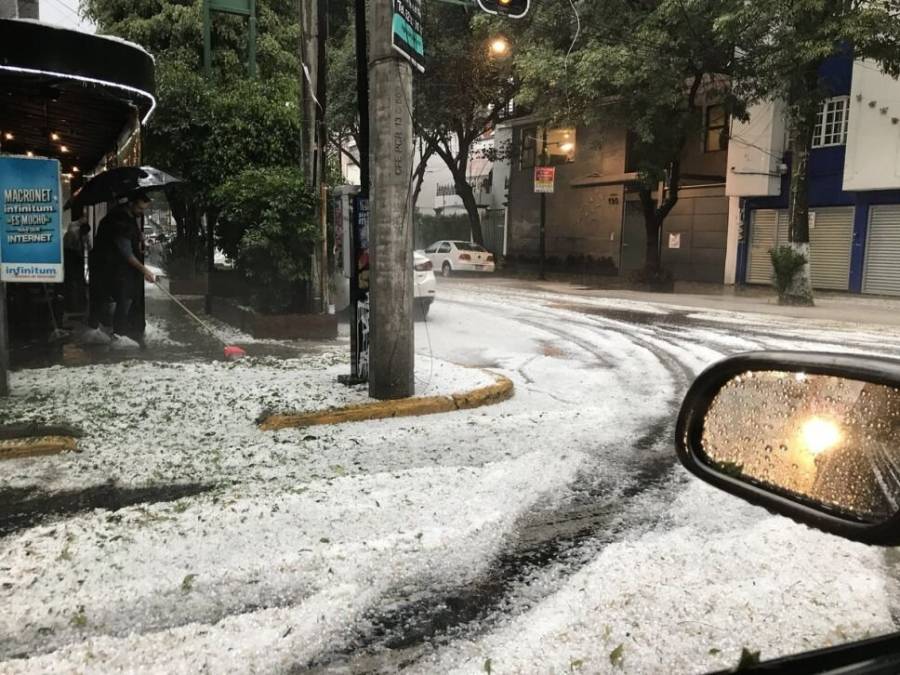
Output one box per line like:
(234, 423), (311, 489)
(0, 482), (213, 537)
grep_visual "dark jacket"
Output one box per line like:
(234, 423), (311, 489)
(89, 205), (142, 297)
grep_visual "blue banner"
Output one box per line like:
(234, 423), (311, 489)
(0, 156), (64, 283)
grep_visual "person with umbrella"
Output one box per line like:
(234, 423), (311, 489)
(83, 190), (156, 348)
(69, 166), (180, 348)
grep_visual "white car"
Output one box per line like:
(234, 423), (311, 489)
(414, 250), (437, 319)
(423, 240), (495, 277)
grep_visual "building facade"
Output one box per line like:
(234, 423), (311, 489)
(727, 56), (900, 295)
(501, 98), (732, 281)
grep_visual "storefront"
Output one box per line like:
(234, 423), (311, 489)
(0, 18), (155, 353)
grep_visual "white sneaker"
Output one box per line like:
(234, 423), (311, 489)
(82, 327), (112, 345)
(110, 334), (140, 350)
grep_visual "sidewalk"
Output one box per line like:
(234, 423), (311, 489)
(456, 276), (900, 330)
(9, 282), (343, 371)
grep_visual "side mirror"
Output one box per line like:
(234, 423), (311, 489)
(676, 352), (900, 545)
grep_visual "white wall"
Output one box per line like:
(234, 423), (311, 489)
(490, 124), (512, 212)
(843, 60), (900, 191)
(725, 100), (786, 198)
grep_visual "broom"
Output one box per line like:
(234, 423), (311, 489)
(153, 279), (246, 361)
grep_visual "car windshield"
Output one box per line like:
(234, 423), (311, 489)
(3, 1), (900, 672)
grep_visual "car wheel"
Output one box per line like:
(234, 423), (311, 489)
(442, 262), (452, 278)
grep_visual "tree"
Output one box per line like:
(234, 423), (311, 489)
(214, 167), (318, 313)
(727, 0), (900, 305)
(415, 4), (520, 245)
(515, 0), (740, 277)
(82, 0), (303, 271)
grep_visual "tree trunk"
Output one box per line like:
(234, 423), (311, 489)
(784, 64), (821, 307)
(455, 175), (485, 245)
(638, 186), (661, 271)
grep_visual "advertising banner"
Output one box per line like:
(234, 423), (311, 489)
(0, 156), (64, 283)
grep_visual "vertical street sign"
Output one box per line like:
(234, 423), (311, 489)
(534, 166), (555, 194)
(0, 156), (64, 283)
(392, 0), (425, 73)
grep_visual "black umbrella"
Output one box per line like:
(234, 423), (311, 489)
(65, 166), (182, 209)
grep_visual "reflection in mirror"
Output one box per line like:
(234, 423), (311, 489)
(701, 371), (900, 523)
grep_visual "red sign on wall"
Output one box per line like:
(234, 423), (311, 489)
(534, 166), (555, 193)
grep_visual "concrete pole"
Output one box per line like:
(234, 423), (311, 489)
(367, 0), (415, 399)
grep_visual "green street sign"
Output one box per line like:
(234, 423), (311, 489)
(392, 0), (425, 73)
(210, 0), (251, 15)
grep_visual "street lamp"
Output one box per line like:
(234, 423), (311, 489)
(489, 36), (511, 58)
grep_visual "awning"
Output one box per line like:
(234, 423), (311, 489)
(0, 19), (156, 174)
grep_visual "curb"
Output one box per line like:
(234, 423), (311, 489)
(259, 371), (514, 431)
(0, 436), (78, 461)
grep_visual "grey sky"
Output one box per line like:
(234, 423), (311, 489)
(39, 0), (94, 32)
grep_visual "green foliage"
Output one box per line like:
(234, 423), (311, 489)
(769, 245), (808, 299)
(214, 167), (318, 314)
(84, 0), (303, 264)
(515, 0), (739, 189)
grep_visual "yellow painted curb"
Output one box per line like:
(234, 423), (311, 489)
(260, 372), (514, 431)
(0, 435), (78, 460)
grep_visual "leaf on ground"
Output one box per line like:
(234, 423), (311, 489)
(609, 643), (625, 668)
(709, 648), (721, 656)
(735, 648), (761, 670)
(181, 573), (197, 593)
(483, 657), (492, 673)
(570, 657), (584, 671)
(70, 607), (87, 629)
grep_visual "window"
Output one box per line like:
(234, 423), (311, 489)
(454, 243), (487, 252)
(519, 127), (538, 169)
(519, 126), (576, 169)
(813, 96), (850, 148)
(424, 244), (438, 253)
(704, 104), (729, 152)
(438, 242), (451, 253)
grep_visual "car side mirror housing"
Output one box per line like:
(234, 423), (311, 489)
(676, 352), (900, 545)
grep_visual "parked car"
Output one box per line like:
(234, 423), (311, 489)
(423, 240), (495, 277)
(414, 250), (436, 319)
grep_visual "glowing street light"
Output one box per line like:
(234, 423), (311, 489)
(489, 36), (511, 58)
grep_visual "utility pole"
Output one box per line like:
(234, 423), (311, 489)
(367, 0), (415, 399)
(314, 0), (329, 312)
(538, 127), (547, 281)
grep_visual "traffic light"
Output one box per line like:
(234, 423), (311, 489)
(476, 0), (530, 19)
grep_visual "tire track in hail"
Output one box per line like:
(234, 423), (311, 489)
(298, 294), (708, 673)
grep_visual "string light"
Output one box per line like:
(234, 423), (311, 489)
(3, 132), (12, 141)
(25, 151), (34, 157)
(60, 145), (69, 153)
(50, 132), (60, 141)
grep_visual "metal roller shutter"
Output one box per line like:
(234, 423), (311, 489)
(863, 205), (900, 296)
(747, 210), (778, 284)
(808, 207), (853, 291)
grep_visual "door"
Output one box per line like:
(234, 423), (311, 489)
(747, 208), (852, 290)
(863, 205), (900, 296)
(620, 201), (646, 272)
(746, 210), (782, 284)
(808, 207), (853, 291)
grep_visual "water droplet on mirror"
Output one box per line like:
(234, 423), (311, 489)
(779, 444), (788, 453)
(765, 445), (773, 454)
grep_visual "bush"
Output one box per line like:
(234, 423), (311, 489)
(214, 167), (318, 314)
(769, 245), (808, 301)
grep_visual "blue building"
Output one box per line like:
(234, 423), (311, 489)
(725, 56), (900, 295)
